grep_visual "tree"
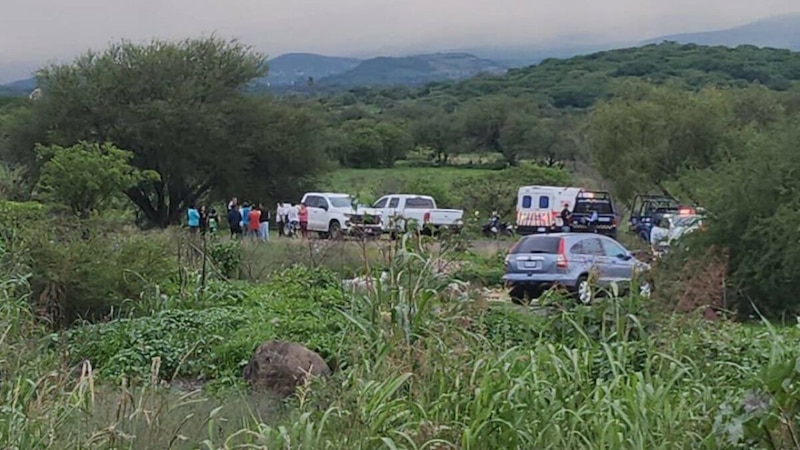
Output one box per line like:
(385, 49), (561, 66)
(587, 83), (731, 203)
(35, 142), (154, 218)
(373, 122), (413, 168)
(3, 37), (327, 227)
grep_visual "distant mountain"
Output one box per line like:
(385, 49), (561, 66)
(0, 77), (35, 96)
(262, 53), (361, 86)
(642, 14), (800, 49)
(317, 52), (506, 87)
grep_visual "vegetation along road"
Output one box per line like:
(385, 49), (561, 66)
(2, 37), (800, 448)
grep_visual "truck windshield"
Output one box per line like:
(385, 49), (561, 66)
(405, 197), (435, 208)
(328, 197), (356, 208)
(573, 200), (614, 215)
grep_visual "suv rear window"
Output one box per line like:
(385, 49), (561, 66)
(573, 200), (614, 215)
(509, 236), (561, 254)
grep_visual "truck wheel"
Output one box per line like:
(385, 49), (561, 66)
(575, 275), (593, 304)
(328, 220), (342, 240)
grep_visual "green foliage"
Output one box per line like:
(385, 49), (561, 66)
(4, 37), (330, 227)
(65, 266), (348, 382)
(34, 141), (155, 218)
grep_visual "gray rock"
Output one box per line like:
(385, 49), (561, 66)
(242, 341), (331, 397)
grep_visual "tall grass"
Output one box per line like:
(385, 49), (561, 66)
(2, 230), (800, 448)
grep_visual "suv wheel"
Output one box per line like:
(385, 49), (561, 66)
(576, 275), (593, 304)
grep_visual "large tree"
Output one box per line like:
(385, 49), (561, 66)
(3, 37), (326, 227)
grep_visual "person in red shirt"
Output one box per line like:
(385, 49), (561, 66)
(248, 206), (261, 240)
(298, 203), (309, 239)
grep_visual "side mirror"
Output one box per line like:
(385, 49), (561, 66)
(320, 204), (328, 211)
(617, 252), (633, 261)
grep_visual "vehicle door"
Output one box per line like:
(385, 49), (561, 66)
(384, 197), (406, 229)
(599, 237), (635, 285)
(305, 195), (326, 231)
(578, 237), (610, 285)
(373, 196), (390, 229)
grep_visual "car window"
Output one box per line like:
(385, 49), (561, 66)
(373, 198), (388, 208)
(521, 195), (532, 208)
(306, 196), (323, 208)
(388, 198), (399, 208)
(328, 196), (354, 208)
(510, 236), (561, 254)
(579, 238), (604, 256)
(405, 197), (435, 208)
(569, 241), (589, 255)
(573, 200), (614, 214)
(539, 196), (549, 209)
(600, 238), (627, 258)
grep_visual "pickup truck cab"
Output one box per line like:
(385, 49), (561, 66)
(300, 192), (383, 238)
(371, 194), (463, 235)
(568, 191), (619, 239)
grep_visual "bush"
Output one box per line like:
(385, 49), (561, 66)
(64, 266), (349, 383)
(27, 230), (176, 327)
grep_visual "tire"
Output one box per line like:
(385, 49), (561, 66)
(328, 220), (342, 240)
(509, 285), (527, 305)
(575, 275), (593, 304)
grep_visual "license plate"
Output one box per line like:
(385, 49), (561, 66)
(537, 227), (545, 232)
(598, 217), (610, 223)
(523, 261), (541, 269)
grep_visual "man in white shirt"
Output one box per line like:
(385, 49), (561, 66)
(286, 203), (300, 236)
(276, 202), (285, 237)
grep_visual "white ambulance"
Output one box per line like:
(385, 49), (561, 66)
(515, 185), (584, 235)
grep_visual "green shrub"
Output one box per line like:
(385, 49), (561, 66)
(65, 266), (349, 383)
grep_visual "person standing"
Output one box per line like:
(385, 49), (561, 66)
(247, 206), (261, 239)
(199, 205), (209, 234)
(241, 203), (252, 235)
(276, 202), (284, 238)
(187, 205), (200, 234)
(560, 203), (572, 232)
(227, 197), (238, 212)
(258, 203), (270, 242)
(208, 208), (220, 234)
(227, 206), (243, 238)
(287, 202), (300, 237)
(298, 202), (309, 239)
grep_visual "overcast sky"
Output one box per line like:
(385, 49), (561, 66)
(2, 0), (800, 80)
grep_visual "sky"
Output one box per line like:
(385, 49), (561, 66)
(2, 0), (800, 81)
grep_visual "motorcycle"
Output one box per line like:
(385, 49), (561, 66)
(482, 216), (515, 238)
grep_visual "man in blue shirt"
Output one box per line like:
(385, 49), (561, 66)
(240, 203), (252, 235)
(187, 205), (200, 234)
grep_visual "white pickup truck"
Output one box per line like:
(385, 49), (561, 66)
(371, 194), (464, 235)
(301, 192), (383, 238)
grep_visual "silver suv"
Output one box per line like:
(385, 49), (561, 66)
(502, 233), (651, 304)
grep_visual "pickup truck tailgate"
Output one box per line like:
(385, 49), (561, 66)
(428, 209), (463, 226)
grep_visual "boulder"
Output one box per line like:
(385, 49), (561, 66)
(242, 341), (331, 397)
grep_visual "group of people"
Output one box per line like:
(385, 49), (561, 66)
(275, 202), (309, 239)
(224, 198), (271, 240)
(186, 205), (221, 234)
(186, 198), (313, 241)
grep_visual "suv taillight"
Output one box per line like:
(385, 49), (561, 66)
(556, 238), (568, 269)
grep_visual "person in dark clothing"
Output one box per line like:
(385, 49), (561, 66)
(560, 204), (572, 232)
(199, 205), (209, 234)
(227, 206), (243, 238)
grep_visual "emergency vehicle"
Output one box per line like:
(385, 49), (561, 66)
(515, 186), (583, 235)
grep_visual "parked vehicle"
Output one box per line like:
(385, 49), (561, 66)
(567, 191), (619, 239)
(515, 185), (583, 235)
(502, 233), (652, 305)
(482, 212), (515, 238)
(628, 194), (680, 242)
(300, 192), (383, 238)
(650, 209), (705, 256)
(371, 194), (463, 235)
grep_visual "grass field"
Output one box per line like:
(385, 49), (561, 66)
(320, 166), (499, 205)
